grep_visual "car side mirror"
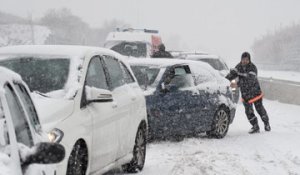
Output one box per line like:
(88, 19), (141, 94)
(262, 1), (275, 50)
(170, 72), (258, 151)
(22, 142), (65, 166)
(85, 86), (113, 103)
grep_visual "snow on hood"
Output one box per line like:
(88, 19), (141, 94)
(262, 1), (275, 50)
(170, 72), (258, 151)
(218, 94), (236, 109)
(32, 95), (74, 131)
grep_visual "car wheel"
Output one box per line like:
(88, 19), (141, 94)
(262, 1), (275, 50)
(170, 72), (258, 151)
(66, 141), (88, 175)
(123, 125), (146, 173)
(207, 107), (230, 138)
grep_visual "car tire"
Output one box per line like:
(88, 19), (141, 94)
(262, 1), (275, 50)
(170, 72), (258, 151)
(207, 107), (230, 139)
(123, 125), (147, 173)
(66, 141), (88, 175)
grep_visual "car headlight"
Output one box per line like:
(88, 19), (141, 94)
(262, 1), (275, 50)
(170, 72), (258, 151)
(48, 128), (64, 143)
(230, 79), (237, 91)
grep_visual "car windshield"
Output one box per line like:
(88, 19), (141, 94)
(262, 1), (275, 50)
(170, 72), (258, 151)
(0, 57), (70, 94)
(110, 41), (147, 57)
(197, 58), (227, 71)
(130, 65), (160, 89)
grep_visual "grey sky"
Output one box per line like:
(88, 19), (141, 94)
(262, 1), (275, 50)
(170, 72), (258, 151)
(1, 0), (300, 65)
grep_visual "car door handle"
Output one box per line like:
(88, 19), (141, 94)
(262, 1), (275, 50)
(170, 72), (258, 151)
(112, 103), (118, 108)
(131, 97), (137, 101)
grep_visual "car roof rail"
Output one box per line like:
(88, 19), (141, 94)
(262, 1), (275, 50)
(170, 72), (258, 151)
(115, 28), (159, 34)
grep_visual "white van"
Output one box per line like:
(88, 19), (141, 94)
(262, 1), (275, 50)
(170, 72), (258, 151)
(104, 28), (162, 58)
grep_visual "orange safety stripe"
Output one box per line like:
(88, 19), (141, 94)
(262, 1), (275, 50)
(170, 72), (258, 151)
(241, 93), (264, 104)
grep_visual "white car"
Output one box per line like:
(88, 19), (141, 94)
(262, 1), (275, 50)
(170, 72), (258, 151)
(0, 45), (148, 174)
(0, 67), (65, 175)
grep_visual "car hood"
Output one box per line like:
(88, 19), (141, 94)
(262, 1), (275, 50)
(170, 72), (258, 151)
(33, 97), (74, 132)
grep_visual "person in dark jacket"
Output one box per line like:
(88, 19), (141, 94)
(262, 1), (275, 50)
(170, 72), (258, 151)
(152, 43), (173, 58)
(226, 52), (271, 134)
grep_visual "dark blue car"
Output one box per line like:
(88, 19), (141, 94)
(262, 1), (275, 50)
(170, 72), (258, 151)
(129, 59), (236, 140)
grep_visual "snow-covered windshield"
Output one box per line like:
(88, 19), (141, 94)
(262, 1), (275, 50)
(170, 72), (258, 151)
(130, 65), (160, 89)
(0, 57), (70, 94)
(110, 41), (147, 57)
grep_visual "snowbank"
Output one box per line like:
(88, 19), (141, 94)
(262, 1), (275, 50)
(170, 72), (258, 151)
(259, 70), (300, 83)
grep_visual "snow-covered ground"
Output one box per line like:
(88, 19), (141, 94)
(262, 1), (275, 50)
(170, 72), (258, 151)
(137, 99), (300, 175)
(259, 70), (300, 83)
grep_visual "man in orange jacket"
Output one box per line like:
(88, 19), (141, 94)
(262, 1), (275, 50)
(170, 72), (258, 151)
(226, 52), (271, 134)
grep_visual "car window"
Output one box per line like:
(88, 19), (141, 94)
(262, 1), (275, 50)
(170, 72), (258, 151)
(120, 62), (135, 84)
(4, 84), (33, 147)
(131, 65), (161, 88)
(167, 66), (194, 89)
(103, 56), (125, 89)
(86, 56), (109, 90)
(14, 83), (41, 132)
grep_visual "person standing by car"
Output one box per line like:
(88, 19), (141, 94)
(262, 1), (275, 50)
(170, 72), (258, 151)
(226, 52), (271, 134)
(152, 43), (173, 58)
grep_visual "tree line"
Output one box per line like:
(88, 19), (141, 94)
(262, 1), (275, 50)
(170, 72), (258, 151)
(252, 23), (300, 71)
(0, 8), (130, 46)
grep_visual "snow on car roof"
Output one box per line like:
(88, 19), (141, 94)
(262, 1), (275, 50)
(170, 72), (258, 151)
(185, 54), (220, 60)
(128, 58), (215, 69)
(0, 45), (121, 60)
(106, 31), (160, 43)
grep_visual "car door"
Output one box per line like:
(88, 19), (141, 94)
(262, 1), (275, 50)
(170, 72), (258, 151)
(102, 55), (133, 158)
(2, 83), (48, 174)
(192, 66), (219, 130)
(0, 89), (23, 175)
(82, 56), (118, 171)
(119, 61), (144, 154)
(158, 65), (200, 133)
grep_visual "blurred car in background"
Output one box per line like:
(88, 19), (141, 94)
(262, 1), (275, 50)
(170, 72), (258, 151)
(104, 28), (162, 58)
(173, 52), (240, 103)
(0, 67), (65, 175)
(129, 58), (236, 140)
(0, 45), (148, 174)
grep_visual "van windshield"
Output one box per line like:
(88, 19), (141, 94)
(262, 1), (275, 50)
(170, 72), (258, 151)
(110, 41), (147, 57)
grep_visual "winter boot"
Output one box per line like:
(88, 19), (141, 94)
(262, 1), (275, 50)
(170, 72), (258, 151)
(264, 122), (271, 131)
(248, 124), (260, 134)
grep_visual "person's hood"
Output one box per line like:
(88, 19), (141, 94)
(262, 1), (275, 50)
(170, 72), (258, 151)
(33, 97), (74, 132)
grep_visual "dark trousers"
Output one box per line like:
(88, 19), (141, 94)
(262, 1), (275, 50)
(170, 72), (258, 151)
(243, 98), (269, 126)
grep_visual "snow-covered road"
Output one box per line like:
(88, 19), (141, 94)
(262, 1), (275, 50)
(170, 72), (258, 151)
(137, 100), (300, 175)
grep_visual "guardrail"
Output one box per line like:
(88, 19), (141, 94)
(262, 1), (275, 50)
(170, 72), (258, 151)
(259, 77), (300, 105)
